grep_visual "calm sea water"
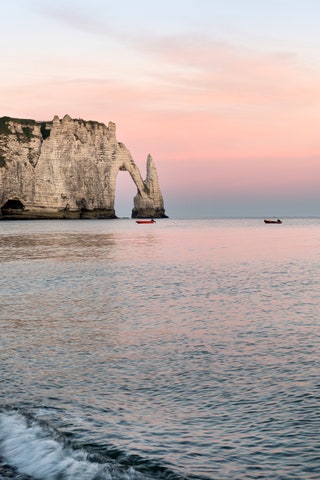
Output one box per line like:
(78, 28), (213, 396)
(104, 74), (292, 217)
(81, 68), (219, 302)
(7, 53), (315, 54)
(0, 218), (319, 480)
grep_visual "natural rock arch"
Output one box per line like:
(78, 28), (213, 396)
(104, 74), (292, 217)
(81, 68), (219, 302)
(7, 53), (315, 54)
(0, 115), (167, 220)
(110, 147), (164, 218)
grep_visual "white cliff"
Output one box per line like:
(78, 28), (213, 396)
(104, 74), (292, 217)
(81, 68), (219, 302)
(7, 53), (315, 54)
(0, 115), (167, 219)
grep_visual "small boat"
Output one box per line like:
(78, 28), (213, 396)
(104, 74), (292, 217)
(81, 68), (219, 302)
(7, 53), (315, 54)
(136, 219), (156, 224)
(264, 219), (282, 224)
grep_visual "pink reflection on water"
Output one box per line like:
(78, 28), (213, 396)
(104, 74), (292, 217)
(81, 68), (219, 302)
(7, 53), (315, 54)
(151, 219), (320, 266)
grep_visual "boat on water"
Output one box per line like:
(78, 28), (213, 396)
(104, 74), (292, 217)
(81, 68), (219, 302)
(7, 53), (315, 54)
(136, 219), (156, 224)
(264, 219), (282, 224)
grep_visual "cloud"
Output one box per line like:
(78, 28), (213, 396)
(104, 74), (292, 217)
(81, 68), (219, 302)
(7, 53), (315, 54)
(134, 32), (320, 109)
(24, 1), (320, 114)
(26, 0), (113, 36)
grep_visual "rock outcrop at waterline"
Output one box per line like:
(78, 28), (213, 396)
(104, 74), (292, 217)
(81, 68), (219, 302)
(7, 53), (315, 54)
(0, 115), (167, 219)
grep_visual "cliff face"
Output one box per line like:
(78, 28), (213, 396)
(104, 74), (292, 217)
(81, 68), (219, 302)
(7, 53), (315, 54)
(0, 115), (167, 219)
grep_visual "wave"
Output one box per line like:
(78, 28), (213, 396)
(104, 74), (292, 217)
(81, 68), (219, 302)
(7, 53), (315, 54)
(0, 411), (151, 480)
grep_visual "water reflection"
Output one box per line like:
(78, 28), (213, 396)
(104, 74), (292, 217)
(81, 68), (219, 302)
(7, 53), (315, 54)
(1, 218), (320, 265)
(0, 231), (161, 262)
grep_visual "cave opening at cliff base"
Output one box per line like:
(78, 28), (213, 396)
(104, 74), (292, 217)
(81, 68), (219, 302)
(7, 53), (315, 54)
(1, 198), (25, 214)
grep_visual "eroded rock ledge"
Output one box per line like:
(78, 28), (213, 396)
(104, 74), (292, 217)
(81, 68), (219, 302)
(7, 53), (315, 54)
(0, 115), (167, 219)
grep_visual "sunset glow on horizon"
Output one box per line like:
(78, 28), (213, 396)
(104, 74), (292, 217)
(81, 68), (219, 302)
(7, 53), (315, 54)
(2, 0), (320, 217)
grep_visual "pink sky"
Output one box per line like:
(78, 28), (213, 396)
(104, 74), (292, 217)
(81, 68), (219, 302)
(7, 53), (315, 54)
(1, 0), (320, 217)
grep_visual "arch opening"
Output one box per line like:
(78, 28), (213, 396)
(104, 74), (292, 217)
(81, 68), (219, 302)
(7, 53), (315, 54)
(115, 170), (137, 218)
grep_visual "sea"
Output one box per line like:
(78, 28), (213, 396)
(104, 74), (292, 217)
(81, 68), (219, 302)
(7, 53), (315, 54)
(0, 218), (319, 480)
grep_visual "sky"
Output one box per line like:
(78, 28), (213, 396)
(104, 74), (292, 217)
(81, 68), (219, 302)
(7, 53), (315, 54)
(1, 0), (320, 217)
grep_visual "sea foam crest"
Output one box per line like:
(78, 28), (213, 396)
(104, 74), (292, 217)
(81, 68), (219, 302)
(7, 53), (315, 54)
(0, 411), (146, 480)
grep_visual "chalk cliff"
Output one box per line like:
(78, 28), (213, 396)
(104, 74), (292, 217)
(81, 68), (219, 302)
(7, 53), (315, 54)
(0, 115), (167, 219)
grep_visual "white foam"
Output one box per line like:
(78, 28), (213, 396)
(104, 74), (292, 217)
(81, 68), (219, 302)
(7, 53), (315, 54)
(0, 412), (146, 480)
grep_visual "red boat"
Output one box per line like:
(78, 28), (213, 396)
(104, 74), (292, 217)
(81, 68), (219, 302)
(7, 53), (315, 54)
(136, 219), (156, 224)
